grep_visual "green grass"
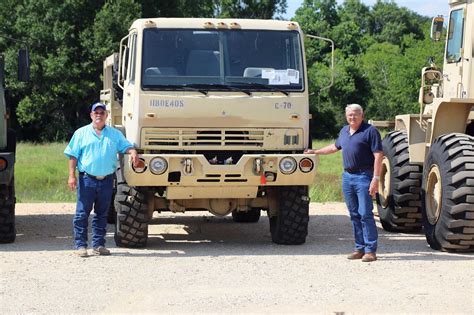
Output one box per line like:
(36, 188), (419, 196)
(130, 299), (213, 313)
(309, 139), (344, 202)
(16, 142), (75, 202)
(15, 140), (344, 203)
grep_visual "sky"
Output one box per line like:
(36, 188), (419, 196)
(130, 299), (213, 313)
(284, 0), (449, 19)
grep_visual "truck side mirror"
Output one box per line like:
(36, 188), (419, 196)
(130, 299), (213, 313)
(430, 16), (444, 42)
(18, 48), (30, 82)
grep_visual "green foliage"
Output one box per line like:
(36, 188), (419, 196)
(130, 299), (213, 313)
(295, 0), (444, 139)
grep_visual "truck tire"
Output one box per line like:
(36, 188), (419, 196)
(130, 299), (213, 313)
(422, 133), (474, 252)
(232, 208), (261, 223)
(0, 180), (15, 243)
(376, 131), (422, 232)
(269, 186), (309, 245)
(114, 168), (148, 248)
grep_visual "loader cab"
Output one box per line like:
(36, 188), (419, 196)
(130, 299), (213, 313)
(441, 1), (472, 98)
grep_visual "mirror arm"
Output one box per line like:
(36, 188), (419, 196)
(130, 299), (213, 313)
(305, 34), (335, 92)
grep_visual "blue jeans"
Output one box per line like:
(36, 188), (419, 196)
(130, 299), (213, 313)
(342, 171), (378, 253)
(73, 174), (113, 249)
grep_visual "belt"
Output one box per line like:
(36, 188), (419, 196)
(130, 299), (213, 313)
(79, 172), (112, 180)
(344, 166), (373, 174)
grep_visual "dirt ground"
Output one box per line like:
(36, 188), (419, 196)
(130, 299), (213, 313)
(0, 202), (473, 314)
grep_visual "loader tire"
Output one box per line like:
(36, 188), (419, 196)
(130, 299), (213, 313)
(422, 133), (474, 252)
(114, 168), (148, 248)
(232, 208), (261, 223)
(376, 131), (422, 232)
(269, 186), (309, 245)
(0, 180), (15, 243)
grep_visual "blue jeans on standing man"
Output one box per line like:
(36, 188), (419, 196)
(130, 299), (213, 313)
(73, 174), (113, 249)
(342, 171), (378, 253)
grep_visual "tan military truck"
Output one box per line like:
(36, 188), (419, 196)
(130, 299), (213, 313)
(100, 18), (333, 248)
(0, 40), (29, 243)
(376, 0), (474, 252)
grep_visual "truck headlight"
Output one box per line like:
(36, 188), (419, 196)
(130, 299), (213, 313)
(279, 157), (297, 174)
(149, 157), (168, 175)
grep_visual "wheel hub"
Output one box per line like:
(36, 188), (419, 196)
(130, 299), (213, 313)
(426, 165), (442, 225)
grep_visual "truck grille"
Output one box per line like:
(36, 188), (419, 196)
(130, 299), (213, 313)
(143, 128), (265, 149)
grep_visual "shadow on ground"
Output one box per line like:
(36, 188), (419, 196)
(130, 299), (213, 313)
(1, 211), (472, 261)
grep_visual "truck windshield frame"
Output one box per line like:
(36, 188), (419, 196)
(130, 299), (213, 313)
(141, 28), (304, 92)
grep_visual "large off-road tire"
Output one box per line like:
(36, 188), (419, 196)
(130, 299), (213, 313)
(422, 133), (474, 252)
(269, 186), (309, 245)
(0, 179), (15, 243)
(376, 131), (423, 232)
(114, 168), (149, 248)
(232, 208), (261, 223)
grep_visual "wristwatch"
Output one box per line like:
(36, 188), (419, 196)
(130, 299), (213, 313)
(373, 175), (380, 181)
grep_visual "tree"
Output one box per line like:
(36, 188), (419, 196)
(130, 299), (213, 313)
(217, 0), (287, 19)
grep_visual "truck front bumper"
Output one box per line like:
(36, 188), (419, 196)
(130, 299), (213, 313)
(123, 154), (318, 199)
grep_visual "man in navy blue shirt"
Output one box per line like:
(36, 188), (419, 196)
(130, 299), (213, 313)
(65, 102), (139, 257)
(306, 104), (383, 262)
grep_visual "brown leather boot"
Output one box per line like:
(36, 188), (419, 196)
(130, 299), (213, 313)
(347, 251), (364, 260)
(362, 252), (377, 262)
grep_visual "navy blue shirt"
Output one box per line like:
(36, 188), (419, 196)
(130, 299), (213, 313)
(335, 122), (382, 170)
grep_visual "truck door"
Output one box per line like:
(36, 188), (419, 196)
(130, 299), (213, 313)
(121, 32), (138, 141)
(443, 5), (467, 98)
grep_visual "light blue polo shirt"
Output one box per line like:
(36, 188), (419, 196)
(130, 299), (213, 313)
(64, 124), (133, 176)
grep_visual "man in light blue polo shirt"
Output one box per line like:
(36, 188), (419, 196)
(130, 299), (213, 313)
(64, 102), (139, 257)
(306, 104), (383, 262)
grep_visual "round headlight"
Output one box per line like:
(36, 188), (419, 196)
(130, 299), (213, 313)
(279, 157), (297, 174)
(299, 158), (314, 173)
(150, 157), (168, 175)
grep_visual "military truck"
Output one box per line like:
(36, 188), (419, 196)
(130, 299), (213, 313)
(0, 40), (29, 243)
(100, 18), (333, 248)
(376, 0), (474, 252)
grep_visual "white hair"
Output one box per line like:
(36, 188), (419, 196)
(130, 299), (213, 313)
(345, 103), (364, 113)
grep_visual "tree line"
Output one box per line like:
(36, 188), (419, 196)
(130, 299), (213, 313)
(0, 0), (444, 141)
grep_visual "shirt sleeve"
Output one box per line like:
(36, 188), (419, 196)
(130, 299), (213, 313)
(368, 127), (383, 153)
(116, 130), (134, 154)
(335, 128), (343, 150)
(64, 131), (81, 159)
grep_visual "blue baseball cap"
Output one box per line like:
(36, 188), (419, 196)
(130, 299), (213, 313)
(91, 102), (106, 112)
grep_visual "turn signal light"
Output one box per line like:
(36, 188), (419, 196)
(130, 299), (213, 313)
(132, 159), (147, 173)
(0, 158), (7, 172)
(299, 158), (314, 173)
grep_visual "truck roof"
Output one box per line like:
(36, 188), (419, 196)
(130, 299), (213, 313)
(130, 18), (301, 32)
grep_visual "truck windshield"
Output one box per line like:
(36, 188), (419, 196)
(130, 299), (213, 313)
(141, 29), (304, 92)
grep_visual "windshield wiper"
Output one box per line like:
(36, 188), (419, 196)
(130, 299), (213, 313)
(143, 84), (208, 95)
(183, 83), (251, 96)
(228, 82), (289, 96)
(179, 85), (208, 95)
(204, 83), (252, 96)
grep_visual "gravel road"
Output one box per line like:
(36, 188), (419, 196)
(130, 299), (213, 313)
(1, 202), (473, 314)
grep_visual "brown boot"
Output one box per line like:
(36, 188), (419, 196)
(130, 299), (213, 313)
(347, 251), (364, 260)
(362, 252), (377, 262)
